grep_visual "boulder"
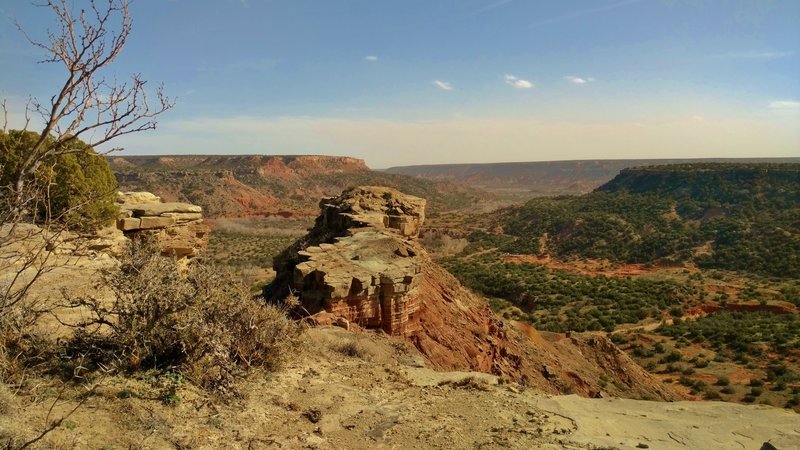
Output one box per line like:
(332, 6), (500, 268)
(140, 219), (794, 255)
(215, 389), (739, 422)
(115, 192), (208, 258)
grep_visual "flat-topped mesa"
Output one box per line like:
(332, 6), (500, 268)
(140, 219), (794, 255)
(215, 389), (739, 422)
(269, 186), (427, 336)
(116, 191), (209, 258)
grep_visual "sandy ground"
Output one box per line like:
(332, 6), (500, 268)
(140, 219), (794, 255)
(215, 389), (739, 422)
(3, 327), (798, 449)
(537, 395), (800, 449)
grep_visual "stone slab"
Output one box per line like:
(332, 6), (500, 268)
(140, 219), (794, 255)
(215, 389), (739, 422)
(117, 191), (161, 205)
(138, 216), (177, 229)
(117, 217), (141, 231)
(127, 202), (202, 217)
(160, 212), (203, 221)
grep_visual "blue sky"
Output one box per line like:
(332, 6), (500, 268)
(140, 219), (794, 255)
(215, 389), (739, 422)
(1, 0), (798, 168)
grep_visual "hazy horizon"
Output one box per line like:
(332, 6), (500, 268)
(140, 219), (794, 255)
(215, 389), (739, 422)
(107, 153), (800, 171)
(2, 0), (798, 167)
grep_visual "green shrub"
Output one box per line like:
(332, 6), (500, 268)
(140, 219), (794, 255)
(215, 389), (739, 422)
(0, 129), (117, 231)
(660, 351), (682, 364)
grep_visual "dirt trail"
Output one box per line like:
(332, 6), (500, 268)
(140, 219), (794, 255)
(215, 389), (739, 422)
(502, 253), (690, 277)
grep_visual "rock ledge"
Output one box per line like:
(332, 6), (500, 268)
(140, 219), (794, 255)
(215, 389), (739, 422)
(116, 191), (208, 258)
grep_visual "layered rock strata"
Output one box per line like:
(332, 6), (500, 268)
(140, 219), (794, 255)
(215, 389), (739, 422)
(270, 186), (425, 336)
(116, 191), (209, 258)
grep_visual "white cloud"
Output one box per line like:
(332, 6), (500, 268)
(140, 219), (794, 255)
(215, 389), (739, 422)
(433, 80), (454, 91)
(504, 74), (533, 89)
(768, 100), (800, 109)
(365, 55), (378, 62)
(564, 75), (595, 85)
(712, 51), (792, 60)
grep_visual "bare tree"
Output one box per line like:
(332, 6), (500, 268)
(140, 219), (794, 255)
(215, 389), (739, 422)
(2, 0), (173, 220)
(1, 2), (173, 446)
(1, 0), (173, 358)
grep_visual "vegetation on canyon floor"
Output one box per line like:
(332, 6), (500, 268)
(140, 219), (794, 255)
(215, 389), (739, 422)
(434, 164), (800, 410)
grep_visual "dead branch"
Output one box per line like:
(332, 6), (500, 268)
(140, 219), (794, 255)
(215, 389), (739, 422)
(6, 0), (173, 219)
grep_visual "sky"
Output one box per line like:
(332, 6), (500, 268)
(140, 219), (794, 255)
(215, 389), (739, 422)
(1, 0), (798, 168)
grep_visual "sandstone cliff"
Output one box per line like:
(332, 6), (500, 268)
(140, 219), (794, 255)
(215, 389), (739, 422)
(267, 186), (681, 400)
(109, 155), (486, 218)
(116, 191), (209, 258)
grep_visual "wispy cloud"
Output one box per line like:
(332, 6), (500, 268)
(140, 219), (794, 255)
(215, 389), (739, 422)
(504, 74), (533, 89)
(433, 80), (455, 91)
(365, 55), (378, 62)
(531, 0), (639, 28)
(712, 51), (792, 60)
(239, 0), (249, 8)
(769, 100), (800, 109)
(564, 75), (595, 85)
(470, 0), (514, 15)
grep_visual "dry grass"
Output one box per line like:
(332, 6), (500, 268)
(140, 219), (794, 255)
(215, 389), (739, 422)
(62, 240), (303, 394)
(438, 376), (493, 391)
(336, 340), (368, 359)
(0, 383), (15, 416)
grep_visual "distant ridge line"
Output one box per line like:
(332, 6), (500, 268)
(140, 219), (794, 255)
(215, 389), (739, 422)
(385, 157), (800, 171)
(383, 157), (800, 198)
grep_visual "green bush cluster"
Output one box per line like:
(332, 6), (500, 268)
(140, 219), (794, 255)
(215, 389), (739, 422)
(657, 311), (800, 356)
(442, 251), (691, 332)
(481, 163), (800, 278)
(0, 129), (118, 231)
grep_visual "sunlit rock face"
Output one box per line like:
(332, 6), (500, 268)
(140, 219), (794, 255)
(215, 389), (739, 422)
(116, 191), (209, 258)
(269, 186), (426, 335)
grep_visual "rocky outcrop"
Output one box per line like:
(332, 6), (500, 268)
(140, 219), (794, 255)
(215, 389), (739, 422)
(116, 192), (209, 258)
(270, 186), (426, 336)
(267, 186), (682, 401)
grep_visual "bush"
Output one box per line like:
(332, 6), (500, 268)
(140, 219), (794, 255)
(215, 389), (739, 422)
(660, 351), (682, 364)
(0, 130), (118, 231)
(66, 241), (302, 393)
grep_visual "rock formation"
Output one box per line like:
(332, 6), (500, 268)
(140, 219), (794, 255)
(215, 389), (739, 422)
(116, 191), (209, 258)
(267, 186), (682, 400)
(269, 186), (425, 335)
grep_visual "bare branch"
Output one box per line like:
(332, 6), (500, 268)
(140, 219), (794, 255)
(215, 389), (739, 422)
(4, 0), (173, 222)
(2, 99), (7, 133)
(1, 0), (172, 381)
